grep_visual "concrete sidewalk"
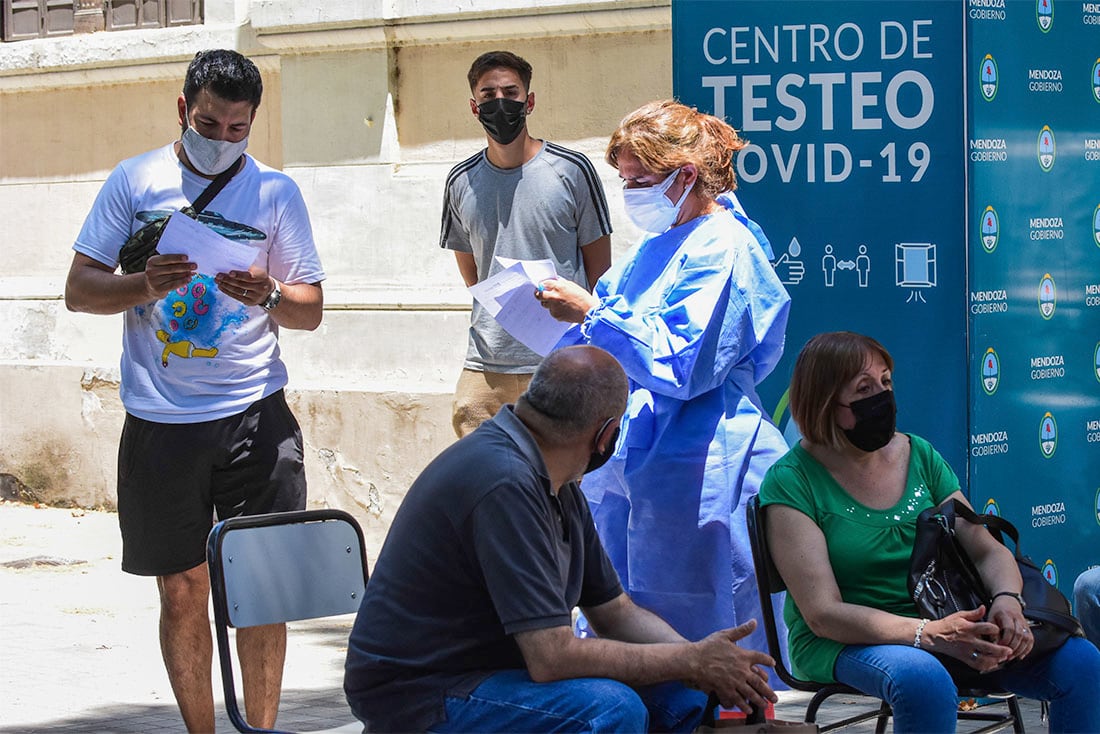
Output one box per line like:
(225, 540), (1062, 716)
(0, 501), (1047, 733)
(0, 501), (352, 733)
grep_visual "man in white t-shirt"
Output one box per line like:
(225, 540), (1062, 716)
(441, 50), (613, 437)
(64, 49), (324, 733)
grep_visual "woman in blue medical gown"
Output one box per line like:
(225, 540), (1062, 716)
(537, 100), (791, 670)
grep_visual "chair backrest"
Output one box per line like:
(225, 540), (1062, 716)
(207, 509), (369, 733)
(746, 496), (816, 692)
(209, 509), (367, 628)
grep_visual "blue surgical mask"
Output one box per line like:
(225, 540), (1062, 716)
(623, 169), (694, 234)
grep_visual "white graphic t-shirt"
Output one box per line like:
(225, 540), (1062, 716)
(74, 144), (325, 423)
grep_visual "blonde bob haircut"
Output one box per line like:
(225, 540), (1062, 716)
(789, 331), (895, 450)
(606, 100), (747, 200)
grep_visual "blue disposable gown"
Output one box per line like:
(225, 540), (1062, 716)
(562, 194), (791, 671)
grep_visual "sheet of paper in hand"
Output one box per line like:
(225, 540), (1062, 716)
(157, 210), (262, 277)
(468, 257), (571, 356)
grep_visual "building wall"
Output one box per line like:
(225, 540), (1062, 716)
(0, 0), (672, 552)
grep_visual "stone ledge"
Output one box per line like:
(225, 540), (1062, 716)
(0, 362), (458, 525)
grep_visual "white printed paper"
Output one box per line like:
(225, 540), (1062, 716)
(157, 211), (262, 276)
(468, 258), (571, 356)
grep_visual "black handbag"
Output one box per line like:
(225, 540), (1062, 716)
(118, 156), (243, 274)
(908, 498), (1083, 658)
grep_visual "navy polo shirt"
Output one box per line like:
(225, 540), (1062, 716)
(343, 406), (623, 732)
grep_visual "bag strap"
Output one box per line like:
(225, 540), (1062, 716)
(943, 500), (1083, 633)
(944, 499), (1022, 554)
(189, 155), (244, 214)
(1027, 605), (1083, 632)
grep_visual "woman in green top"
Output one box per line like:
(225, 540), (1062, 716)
(758, 331), (1099, 733)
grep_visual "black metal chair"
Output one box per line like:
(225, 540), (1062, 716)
(207, 508), (369, 734)
(746, 496), (1024, 733)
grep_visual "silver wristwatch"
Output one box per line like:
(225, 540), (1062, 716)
(260, 279), (282, 312)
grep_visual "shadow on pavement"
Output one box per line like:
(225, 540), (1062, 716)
(0, 688), (358, 734)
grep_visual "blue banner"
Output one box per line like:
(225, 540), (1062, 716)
(966, 0), (1100, 591)
(672, 0), (1100, 596)
(673, 0), (969, 473)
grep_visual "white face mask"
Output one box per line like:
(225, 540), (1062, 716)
(181, 125), (248, 175)
(622, 168), (694, 234)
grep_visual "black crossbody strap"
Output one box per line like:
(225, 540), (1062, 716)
(947, 499), (1022, 553)
(190, 155), (244, 214)
(1027, 605), (1084, 631)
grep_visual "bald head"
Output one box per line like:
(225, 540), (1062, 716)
(518, 346), (628, 442)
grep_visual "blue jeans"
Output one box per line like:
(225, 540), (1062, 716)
(1073, 567), (1100, 646)
(835, 636), (1100, 733)
(427, 670), (708, 733)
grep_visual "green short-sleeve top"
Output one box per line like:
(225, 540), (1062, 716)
(758, 434), (959, 683)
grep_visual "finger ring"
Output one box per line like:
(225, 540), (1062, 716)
(971, 650), (980, 660)
(243, 289), (249, 297)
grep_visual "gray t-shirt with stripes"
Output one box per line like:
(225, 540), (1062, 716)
(440, 141), (612, 372)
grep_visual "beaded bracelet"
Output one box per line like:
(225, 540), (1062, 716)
(913, 618), (930, 648)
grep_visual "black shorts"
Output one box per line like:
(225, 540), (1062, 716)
(117, 389), (307, 576)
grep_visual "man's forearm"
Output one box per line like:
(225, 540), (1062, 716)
(519, 595), (696, 686)
(519, 629), (698, 689)
(584, 593), (685, 644)
(66, 253), (198, 315)
(581, 235), (611, 290)
(454, 251), (479, 288)
(267, 281), (323, 331)
(515, 589), (776, 711)
(65, 268), (155, 315)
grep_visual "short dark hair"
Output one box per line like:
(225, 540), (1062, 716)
(789, 331), (895, 449)
(183, 49), (263, 110)
(520, 347), (627, 441)
(467, 50), (533, 93)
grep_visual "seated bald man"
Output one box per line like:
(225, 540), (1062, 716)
(344, 345), (776, 733)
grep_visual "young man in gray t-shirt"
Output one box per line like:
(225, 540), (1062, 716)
(440, 50), (612, 437)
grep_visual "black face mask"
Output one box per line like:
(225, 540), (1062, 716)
(477, 97), (527, 145)
(842, 390), (896, 452)
(585, 420), (620, 474)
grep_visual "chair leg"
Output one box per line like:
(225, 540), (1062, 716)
(805, 692), (827, 723)
(874, 701), (891, 734)
(956, 695), (1026, 734)
(806, 692), (893, 734)
(1009, 695), (1025, 734)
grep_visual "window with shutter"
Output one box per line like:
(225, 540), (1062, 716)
(1, 0), (200, 40)
(3, 0), (74, 41)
